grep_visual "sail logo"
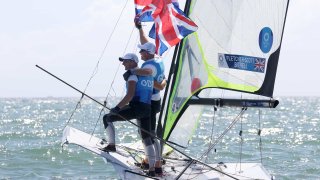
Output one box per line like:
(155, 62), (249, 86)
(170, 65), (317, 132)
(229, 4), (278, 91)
(218, 53), (266, 73)
(259, 27), (273, 53)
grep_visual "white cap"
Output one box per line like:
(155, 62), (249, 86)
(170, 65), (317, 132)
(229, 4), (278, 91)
(138, 42), (156, 55)
(119, 53), (139, 63)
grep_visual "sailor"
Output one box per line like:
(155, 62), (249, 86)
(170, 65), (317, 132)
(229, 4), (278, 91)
(131, 17), (166, 175)
(102, 53), (156, 176)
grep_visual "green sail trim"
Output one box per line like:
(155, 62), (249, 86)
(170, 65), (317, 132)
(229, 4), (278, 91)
(163, 38), (191, 139)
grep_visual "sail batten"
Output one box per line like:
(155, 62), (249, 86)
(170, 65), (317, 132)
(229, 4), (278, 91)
(188, 97), (279, 108)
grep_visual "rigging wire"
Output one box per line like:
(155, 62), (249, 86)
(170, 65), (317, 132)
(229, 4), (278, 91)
(199, 107), (247, 160)
(204, 105), (217, 163)
(63, 0), (130, 129)
(83, 0), (132, 96)
(240, 95), (243, 170)
(258, 108), (263, 164)
(237, 110), (244, 172)
(104, 23), (137, 105)
(63, 95), (84, 130)
(238, 90), (244, 172)
(90, 21), (137, 137)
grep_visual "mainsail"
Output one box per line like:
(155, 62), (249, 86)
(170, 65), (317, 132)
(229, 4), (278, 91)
(161, 0), (289, 147)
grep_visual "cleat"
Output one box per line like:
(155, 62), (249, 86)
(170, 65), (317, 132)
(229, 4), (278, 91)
(147, 170), (155, 177)
(99, 144), (116, 152)
(134, 161), (149, 170)
(155, 167), (163, 175)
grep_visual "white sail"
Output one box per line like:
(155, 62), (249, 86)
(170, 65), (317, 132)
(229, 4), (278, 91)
(162, 0), (289, 149)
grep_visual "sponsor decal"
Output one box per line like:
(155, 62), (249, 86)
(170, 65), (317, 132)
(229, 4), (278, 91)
(218, 53), (266, 73)
(242, 101), (266, 107)
(141, 79), (153, 87)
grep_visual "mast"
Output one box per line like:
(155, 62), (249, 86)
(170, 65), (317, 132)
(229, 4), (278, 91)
(157, 0), (193, 141)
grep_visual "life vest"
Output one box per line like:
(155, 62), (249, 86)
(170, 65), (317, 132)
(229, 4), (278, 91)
(142, 58), (165, 100)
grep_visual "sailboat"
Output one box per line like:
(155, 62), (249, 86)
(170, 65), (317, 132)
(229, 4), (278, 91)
(61, 0), (290, 179)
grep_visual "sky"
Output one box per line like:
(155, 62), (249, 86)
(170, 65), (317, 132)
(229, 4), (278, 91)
(0, 0), (319, 98)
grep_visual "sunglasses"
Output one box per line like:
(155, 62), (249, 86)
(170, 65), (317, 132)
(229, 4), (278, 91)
(139, 49), (148, 53)
(121, 59), (134, 63)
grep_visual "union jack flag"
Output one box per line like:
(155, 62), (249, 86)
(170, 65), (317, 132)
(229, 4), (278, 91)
(135, 0), (198, 55)
(254, 58), (266, 73)
(134, 0), (153, 22)
(135, 0), (179, 22)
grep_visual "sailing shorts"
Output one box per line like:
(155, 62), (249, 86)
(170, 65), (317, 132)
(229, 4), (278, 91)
(103, 101), (152, 140)
(151, 99), (161, 132)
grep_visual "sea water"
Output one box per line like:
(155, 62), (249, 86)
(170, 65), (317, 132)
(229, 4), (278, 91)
(0, 97), (319, 179)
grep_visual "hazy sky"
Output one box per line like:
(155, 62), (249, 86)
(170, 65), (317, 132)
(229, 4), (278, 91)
(0, 0), (319, 98)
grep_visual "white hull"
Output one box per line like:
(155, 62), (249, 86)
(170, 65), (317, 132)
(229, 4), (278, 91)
(62, 126), (273, 180)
